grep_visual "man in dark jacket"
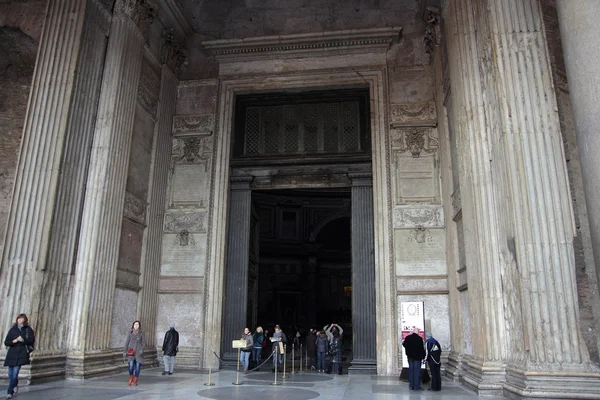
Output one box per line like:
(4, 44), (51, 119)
(402, 327), (426, 391)
(162, 322), (179, 375)
(425, 332), (442, 391)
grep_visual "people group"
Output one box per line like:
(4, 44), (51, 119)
(402, 327), (442, 392)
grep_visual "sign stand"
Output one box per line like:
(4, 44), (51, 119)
(231, 339), (246, 386)
(271, 350), (281, 386)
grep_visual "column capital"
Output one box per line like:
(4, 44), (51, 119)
(114, 0), (156, 36)
(230, 176), (253, 190)
(348, 172), (373, 187)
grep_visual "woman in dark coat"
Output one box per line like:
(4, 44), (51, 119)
(329, 329), (343, 375)
(3, 313), (35, 399)
(123, 320), (146, 386)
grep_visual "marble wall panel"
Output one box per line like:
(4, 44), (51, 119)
(393, 152), (438, 204)
(117, 219), (144, 275)
(397, 277), (448, 293)
(127, 105), (156, 200)
(170, 162), (209, 207)
(110, 288), (138, 349)
(460, 290), (472, 355)
(160, 233), (207, 276)
(156, 293), (204, 347)
(395, 228), (446, 276)
(397, 293), (451, 359)
(176, 81), (218, 115)
(388, 68), (434, 103)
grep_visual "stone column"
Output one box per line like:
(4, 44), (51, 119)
(66, 0), (146, 377)
(443, 0), (507, 393)
(0, 0), (104, 378)
(221, 176), (253, 360)
(348, 173), (377, 374)
(138, 66), (179, 349)
(556, 0), (600, 292)
(482, 1), (600, 397)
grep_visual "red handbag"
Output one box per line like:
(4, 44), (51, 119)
(126, 348), (135, 357)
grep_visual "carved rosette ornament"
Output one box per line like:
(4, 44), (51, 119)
(114, 0), (156, 36)
(161, 28), (189, 74)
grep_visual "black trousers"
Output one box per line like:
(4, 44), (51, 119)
(428, 360), (441, 391)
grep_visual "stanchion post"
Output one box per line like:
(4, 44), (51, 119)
(204, 346), (216, 386)
(271, 350), (281, 386)
(232, 348), (243, 385)
(300, 344), (303, 372)
(281, 344), (288, 379)
(292, 344), (296, 374)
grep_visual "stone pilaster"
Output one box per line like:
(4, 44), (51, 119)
(66, 6), (145, 377)
(482, 1), (600, 397)
(348, 173), (377, 374)
(444, 0), (507, 394)
(556, 0), (600, 320)
(221, 176), (253, 360)
(138, 67), (178, 350)
(0, 0), (98, 380)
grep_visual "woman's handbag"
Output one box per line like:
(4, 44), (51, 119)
(126, 348), (135, 357)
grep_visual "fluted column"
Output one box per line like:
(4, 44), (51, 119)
(138, 67), (178, 348)
(444, 0), (507, 392)
(483, 1), (600, 397)
(348, 173), (376, 374)
(556, 0), (600, 294)
(67, 3), (145, 376)
(0, 0), (88, 351)
(221, 176), (253, 360)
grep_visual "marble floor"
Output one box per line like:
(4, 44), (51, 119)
(1, 368), (506, 400)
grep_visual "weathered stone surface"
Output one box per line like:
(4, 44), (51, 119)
(109, 288), (138, 349)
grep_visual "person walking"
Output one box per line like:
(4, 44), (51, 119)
(306, 328), (317, 370)
(240, 327), (253, 374)
(425, 332), (442, 391)
(3, 314), (35, 399)
(161, 322), (179, 376)
(402, 327), (426, 391)
(124, 320), (146, 386)
(315, 330), (328, 373)
(252, 326), (264, 369)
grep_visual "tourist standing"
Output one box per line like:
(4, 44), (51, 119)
(252, 326), (264, 369)
(315, 330), (328, 373)
(306, 328), (317, 370)
(425, 332), (442, 391)
(3, 313), (35, 399)
(162, 322), (179, 375)
(271, 324), (287, 371)
(124, 320), (146, 386)
(402, 327), (426, 391)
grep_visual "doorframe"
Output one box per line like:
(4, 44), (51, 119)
(202, 69), (398, 375)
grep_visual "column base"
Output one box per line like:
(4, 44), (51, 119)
(0, 351), (69, 385)
(160, 347), (204, 370)
(348, 358), (377, 375)
(66, 350), (126, 379)
(503, 365), (600, 400)
(460, 356), (506, 397)
(444, 351), (463, 381)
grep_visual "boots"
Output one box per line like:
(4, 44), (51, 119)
(133, 377), (138, 386)
(127, 375), (133, 386)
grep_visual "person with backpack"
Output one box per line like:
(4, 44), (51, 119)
(3, 313), (35, 399)
(425, 332), (442, 391)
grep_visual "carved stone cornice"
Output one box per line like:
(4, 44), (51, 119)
(164, 211), (207, 233)
(202, 27), (403, 62)
(172, 114), (214, 136)
(393, 205), (444, 229)
(161, 28), (189, 74)
(123, 191), (147, 225)
(390, 102), (437, 127)
(114, 0), (157, 36)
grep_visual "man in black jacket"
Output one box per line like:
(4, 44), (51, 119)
(162, 322), (179, 375)
(402, 327), (426, 391)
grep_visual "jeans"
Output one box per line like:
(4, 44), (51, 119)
(408, 359), (422, 390)
(273, 351), (283, 369)
(317, 352), (326, 370)
(240, 350), (251, 370)
(128, 360), (142, 377)
(252, 348), (261, 365)
(7, 365), (20, 395)
(163, 355), (175, 373)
